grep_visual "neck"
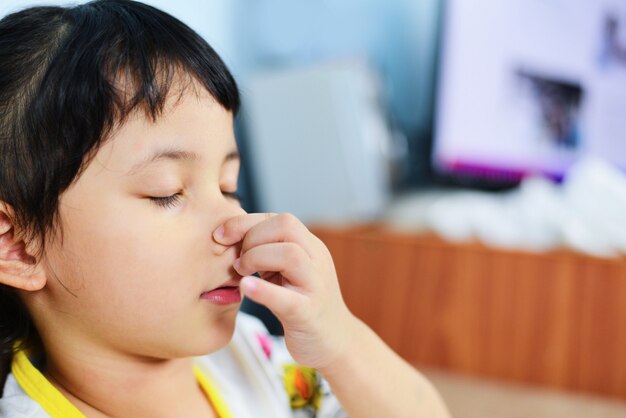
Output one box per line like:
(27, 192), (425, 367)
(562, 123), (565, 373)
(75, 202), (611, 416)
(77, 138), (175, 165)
(40, 341), (216, 418)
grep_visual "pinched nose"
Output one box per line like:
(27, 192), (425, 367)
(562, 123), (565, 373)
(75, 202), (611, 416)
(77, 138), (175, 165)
(211, 206), (247, 252)
(211, 233), (243, 259)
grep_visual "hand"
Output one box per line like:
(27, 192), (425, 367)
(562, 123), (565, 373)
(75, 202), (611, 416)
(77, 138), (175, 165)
(213, 212), (357, 370)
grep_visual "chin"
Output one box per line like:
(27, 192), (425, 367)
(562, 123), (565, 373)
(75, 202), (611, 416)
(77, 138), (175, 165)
(187, 309), (240, 357)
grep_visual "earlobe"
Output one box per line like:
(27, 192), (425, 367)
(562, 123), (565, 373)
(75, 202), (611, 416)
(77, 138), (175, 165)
(0, 205), (47, 291)
(0, 267), (46, 291)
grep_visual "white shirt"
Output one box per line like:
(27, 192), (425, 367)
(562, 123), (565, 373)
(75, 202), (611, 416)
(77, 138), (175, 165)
(0, 312), (345, 418)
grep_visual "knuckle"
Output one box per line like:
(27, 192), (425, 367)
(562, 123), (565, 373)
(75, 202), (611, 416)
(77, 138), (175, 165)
(239, 252), (253, 270)
(283, 243), (303, 266)
(240, 231), (253, 252)
(313, 235), (331, 256)
(278, 212), (299, 228)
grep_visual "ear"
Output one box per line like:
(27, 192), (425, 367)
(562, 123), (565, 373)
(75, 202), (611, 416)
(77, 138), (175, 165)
(0, 203), (46, 291)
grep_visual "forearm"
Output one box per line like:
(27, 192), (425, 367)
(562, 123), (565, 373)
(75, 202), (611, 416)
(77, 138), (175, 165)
(318, 316), (451, 418)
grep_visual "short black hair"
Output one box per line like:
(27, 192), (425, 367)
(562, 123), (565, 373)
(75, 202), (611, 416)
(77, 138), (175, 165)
(0, 0), (240, 392)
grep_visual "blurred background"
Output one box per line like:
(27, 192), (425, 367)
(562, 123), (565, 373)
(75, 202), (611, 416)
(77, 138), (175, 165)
(3, 0), (626, 416)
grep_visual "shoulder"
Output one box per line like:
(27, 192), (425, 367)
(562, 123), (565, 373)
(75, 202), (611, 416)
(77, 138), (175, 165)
(0, 374), (49, 418)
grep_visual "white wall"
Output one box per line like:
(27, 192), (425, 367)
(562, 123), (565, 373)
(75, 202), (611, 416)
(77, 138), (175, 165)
(0, 1), (235, 67)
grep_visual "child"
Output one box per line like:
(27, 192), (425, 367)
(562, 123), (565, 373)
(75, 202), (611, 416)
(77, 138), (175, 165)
(0, 1), (450, 417)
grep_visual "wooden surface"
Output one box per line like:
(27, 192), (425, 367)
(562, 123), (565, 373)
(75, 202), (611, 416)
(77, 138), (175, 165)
(308, 222), (626, 400)
(422, 367), (626, 418)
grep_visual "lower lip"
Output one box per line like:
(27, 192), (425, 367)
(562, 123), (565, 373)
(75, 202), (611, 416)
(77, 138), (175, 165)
(200, 287), (242, 305)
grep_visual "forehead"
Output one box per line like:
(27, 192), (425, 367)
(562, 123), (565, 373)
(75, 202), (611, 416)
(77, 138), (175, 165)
(94, 87), (238, 175)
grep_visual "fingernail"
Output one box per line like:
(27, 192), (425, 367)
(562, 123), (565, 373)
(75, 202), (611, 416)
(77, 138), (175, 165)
(214, 225), (225, 242)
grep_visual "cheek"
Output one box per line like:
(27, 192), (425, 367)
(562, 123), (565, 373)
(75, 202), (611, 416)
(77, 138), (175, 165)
(51, 196), (193, 325)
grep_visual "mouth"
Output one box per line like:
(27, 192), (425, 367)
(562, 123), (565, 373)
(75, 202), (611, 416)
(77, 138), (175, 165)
(200, 276), (243, 305)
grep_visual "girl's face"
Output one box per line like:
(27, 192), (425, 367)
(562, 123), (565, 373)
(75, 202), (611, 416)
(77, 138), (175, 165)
(31, 85), (246, 359)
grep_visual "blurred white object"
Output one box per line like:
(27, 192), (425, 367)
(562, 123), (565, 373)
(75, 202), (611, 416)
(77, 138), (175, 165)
(562, 157), (626, 255)
(242, 59), (394, 225)
(383, 157), (626, 257)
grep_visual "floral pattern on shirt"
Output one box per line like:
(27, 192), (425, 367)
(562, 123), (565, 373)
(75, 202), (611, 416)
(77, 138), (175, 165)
(282, 364), (323, 411)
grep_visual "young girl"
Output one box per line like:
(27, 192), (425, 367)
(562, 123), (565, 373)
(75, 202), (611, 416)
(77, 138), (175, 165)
(0, 1), (450, 417)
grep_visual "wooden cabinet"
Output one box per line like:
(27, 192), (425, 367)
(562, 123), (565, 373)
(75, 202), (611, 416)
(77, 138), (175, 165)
(308, 222), (626, 400)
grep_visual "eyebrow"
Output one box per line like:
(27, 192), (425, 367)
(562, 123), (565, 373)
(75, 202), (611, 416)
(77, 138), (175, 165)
(127, 146), (240, 176)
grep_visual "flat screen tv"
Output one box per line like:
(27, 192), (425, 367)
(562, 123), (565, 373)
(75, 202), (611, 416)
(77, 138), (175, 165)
(432, 0), (626, 184)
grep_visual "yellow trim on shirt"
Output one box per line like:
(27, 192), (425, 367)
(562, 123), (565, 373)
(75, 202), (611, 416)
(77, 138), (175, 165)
(12, 349), (84, 418)
(193, 364), (234, 418)
(11, 349), (231, 418)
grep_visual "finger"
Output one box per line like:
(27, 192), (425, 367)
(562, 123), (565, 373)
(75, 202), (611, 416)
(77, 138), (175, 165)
(240, 276), (310, 322)
(234, 242), (314, 288)
(217, 212), (323, 260)
(240, 213), (325, 260)
(213, 212), (277, 245)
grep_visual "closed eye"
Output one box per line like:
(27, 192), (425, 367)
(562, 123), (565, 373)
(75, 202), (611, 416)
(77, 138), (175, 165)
(148, 191), (242, 209)
(148, 193), (182, 209)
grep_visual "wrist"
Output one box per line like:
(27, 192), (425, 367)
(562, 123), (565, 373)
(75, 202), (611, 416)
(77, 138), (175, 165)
(317, 312), (368, 378)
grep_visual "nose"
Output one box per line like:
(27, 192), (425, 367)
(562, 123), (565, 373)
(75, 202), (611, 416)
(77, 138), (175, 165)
(211, 204), (247, 251)
(217, 200), (247, 225)
(230, 204), (248, 219)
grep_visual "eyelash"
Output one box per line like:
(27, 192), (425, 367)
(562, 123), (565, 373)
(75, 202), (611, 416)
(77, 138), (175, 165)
(148, 191), (242, 208)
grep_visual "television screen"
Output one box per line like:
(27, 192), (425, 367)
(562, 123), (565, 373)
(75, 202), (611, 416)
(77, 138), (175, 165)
(433, 0), (626, 182)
